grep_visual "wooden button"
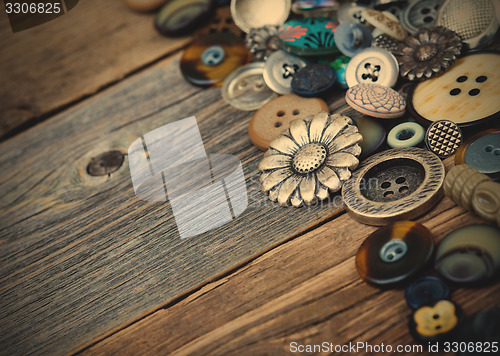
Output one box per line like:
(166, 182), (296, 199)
(249, 94), (328, 151)
(346, 83), (406, 119)
(124, 0), (167, 12)
(410, 300), (462, 342)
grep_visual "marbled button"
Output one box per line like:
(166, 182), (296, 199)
(345, 47), (399, 88)
(346, 83), (406, 119)
(387, 122), (425, 148)
(263, 50), (307, 95)
(405, 275), (450, 309)
(155, 0), (214, 36)
(291, 64), (336, 97)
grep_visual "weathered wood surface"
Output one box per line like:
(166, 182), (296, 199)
(0, 0), (191, 139)
(0, 50), (360, 356)
(79, 192), (500, 356)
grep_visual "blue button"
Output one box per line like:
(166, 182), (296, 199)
(405, 275), (450, 309)
(464, 132), (500, 175)
(334, 22), (372, 57)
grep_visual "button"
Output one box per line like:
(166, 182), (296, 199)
(258, 111), (362, 207)
(323, 56), (350, 89)
(245, 25), (280, 61)
(355, 221), (435, 286)
(396, 26), (462, 81)
(342, 147), (445, 225)
(410, 300), (463, 343)
(249, 94), (328, 150)
(155, 0), (215, 36)
(437, 0), (498, 49)
(387, 122), (425, 148)
(124, 0), (167, 12)
(470, 307), (500, 343)
(407, 52), (500, 128)
(371, 34), (398, 54)
(278, 18), (340, 56)
(345, 47), (399, 88)
(180, 33), (250, 87)
(334, 22), (373, 58)
(405, 275), (450, 310)
(425, 120), (463, 158)
(352, 116), (386, 160)
(231, 0), (291, 33)
(222, 62), (277, 111)
(195, 5), (244, 38)
(361, 9), (408, 41)
(373, 0), (407, 20)
(291, 64), (336, 97)
(400, 0), (444, 34)
(263, 50), (307, 95)
(291, 0), (339, 17)
(346, 83), (406, 119)
(338, 3), (369, 25)
(435, 225), (500, 284)
(455, 129), (500, 177)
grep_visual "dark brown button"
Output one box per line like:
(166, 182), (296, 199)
(194, 5), (243, 38)
(87, 151), (124, 176)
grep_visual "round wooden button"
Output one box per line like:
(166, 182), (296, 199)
(124, 0), (167, 12)
(346, 83), (406, 119)
(155, 0), (214, 36)
(248, 94), (328, 151)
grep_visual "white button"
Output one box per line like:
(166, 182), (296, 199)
(345, 47), (399, 88)
(263, 50), (307, 95)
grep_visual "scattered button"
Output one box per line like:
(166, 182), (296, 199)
(180, 33), (250, 87)
(470, 306), (500, 343)
(291, 64), (336, 97)
(455, 128), (500, 177)
(355, 221), (435, 286)
(343, 147), (445, 225)
(249, 95), (328, 150)
(338, 3), (369, 25)
(334, 22), (372, 57)
(410, 300), (463, 343)
(345, 47), (399, 88)
(245, 25), (280, 61)
(371, 34), (399, 54)
(351, 116), (386, 160)
(400, 0), (444, 34)
(435, 225), (500, 284)
(405, 275), (450, 310)
(388, 122), (425, 148)
(231, 0), (291, 33)
(346, 83), (406, 119)
(124, 0), (167, 12)
(155, 0), (214, 36)
(425, 120), (463, 158)
(263, 50), (307, 95)
(361, 9), (407, 41)
(222, 62), (277, 111)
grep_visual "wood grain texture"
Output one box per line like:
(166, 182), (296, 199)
(0, 0), (191, 138)
(79, 194), (500, 356)
(0, 50), (359, 355)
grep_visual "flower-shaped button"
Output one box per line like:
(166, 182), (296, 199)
(259, 111), (362, 207)
(410, 300), (463, 342)
(245, 26), (281, 61)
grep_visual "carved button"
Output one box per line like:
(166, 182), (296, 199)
(346, 83), (406, 119)
(410, 300), (463, 343)
(351, 116), (386, 160)
(342, 147), (445, 225)
(180, 33), (250, 87)
(371, 34), (399, 54)
(361, 9), (408, 41)
(124, 0), (167, 12)
(222, 62), (277, 111)
(155, 0), (214, 36)
(249, 94), (328, 150)
(334, 22), (373, 58)
(345, 47), (399, 88)
(355, 221), (435, 286)
(245, 25), (280, 61)
(400, 0), (444, 34)
(435, 225), (500, 284)
(291, 64), (336, 97)
(387, 122), (425, 148)
(455, 129), (500, 177)
(405, 275), (450, 310)
(425, 120), (463, 158)
(263, 50), (307, 95)
(231, 0), (291, 33)
(407, 52), (500, 128)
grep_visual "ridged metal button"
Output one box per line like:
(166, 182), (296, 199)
(231, 0), (291, 33)
(263, 50), (307, 95)
(425, 120), (463, 158)
(345, 47), (399, 88)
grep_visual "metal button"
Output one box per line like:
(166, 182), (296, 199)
(405, 275), (450, 310)
(342, 147), (445, 225)
(291, 64), (336, 97)
(361, 9), (408, 41)
(400, 0), (444, 34)
(346, 83), (406, 119)
(334, 22), (373, 57)
(231, 0), (291, 33)
(425, 120), (463, 158)
(222, 62), (277, 111)
(388, 122), (425, 148)
(345, 47), (399, 88)
(371, 34), (399, 54)
(245, 25), (280, 61)
(263, 50), (307, 95)
(155, 0), (214, 36)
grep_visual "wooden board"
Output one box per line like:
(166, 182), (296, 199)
(0, 51), (360, 356)
(0, 0), (191, 139)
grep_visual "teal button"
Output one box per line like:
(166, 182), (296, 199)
(387, 122), (425, 148)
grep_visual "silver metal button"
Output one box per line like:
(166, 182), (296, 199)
(263, 50), (307, 95)
(345, 47), (399, 88)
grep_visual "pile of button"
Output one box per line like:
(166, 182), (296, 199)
(123, 0), (500, 346)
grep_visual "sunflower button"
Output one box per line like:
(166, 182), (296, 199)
(258, 111), (363, 207)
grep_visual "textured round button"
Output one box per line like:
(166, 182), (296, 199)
(124, 0), (167, 12)
(155, 0), (214, 36)
(352, 116), (386, 160)
(263, 50), (307, 95)
(400, 0), (444, 34)
(278, 18), (340, 56)
(334, 22), (373, 57)
(346, 83), (406, 119)
(180, 33), (250, 87)
(405, 275), (450, 310)
(425, 120), (463, 158)
(371, 34), (399, 54)
(291, 64), (336, 97)
(387, 122), (425, 148)
(338, 3), (368, 25)
(345, 47), (399, 88)
(361, 9), (408, 41)
(249, 94), (329, 150)
(231, 0), (291, 33)
(356, 221), (435, 286)
(407, 52), (500, 128)
(455, 129), (500, 177)
(342, 147), (445, 225)
(435, 225), (500, 284)
(410, 300), (463, 343)
(222, 62), (277, 111)
(245, 25), (280, 61)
